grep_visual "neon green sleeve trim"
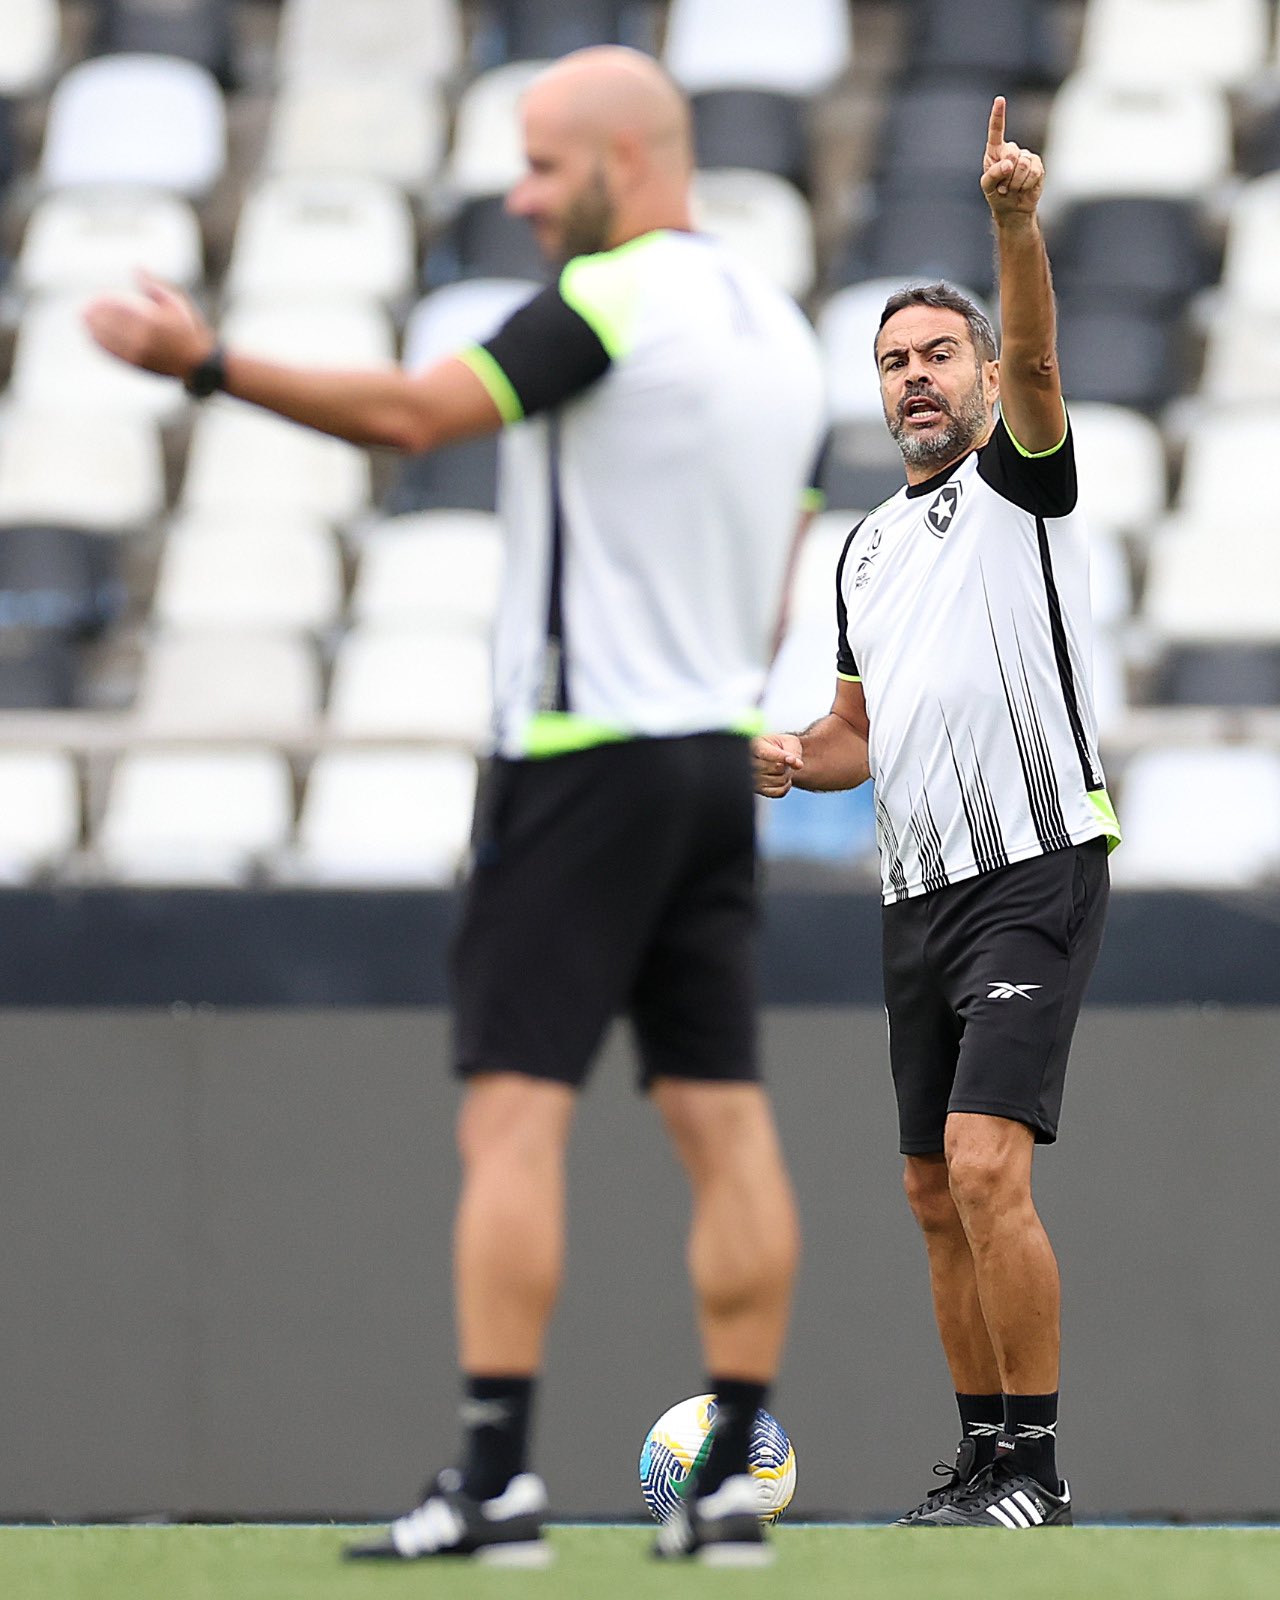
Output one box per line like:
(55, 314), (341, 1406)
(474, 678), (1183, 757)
(1003, 401), (1069, 460)
(457, 346), (524, 424)
(836, 672), (861, 683)
(801, 486), (826, 513)
(559, 233), (659, 359)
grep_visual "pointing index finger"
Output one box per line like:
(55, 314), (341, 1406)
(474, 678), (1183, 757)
(986, 95), (1006, 157)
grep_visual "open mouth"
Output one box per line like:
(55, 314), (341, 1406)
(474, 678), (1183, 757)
(902, 395), (946, 427)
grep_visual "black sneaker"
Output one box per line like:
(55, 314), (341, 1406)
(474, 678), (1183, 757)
(893, 1437), (982, 1525)
(344, 1468), (551, 1565)
(913, 1457), (1072, 1528)
(653, 1474), (772, 1566)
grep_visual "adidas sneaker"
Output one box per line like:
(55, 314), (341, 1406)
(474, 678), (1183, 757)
(912, 1457), (1072, 1528)
(344, 1469), (551, 1565)
(893, 1436), (982, 1525)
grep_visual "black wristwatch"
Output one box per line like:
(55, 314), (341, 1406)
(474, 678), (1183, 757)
(184, 343), (227, 399)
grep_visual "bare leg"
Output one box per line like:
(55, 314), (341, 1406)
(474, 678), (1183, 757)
(652, 1080), (799, 1378)
(944, 1112), (1059, 1394)
(453, 1073), (577, 1373)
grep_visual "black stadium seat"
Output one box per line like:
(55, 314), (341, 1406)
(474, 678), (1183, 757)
(0, 526), (123, 640)
(902, 0), (1063, 86)
(874, 81), (1006, 195)
(91, 0), (237, 89)
(1154, 645), (1280, 708)
(693, 89), (809, 190)
(1056, 296), (1184, 413)
(0, 633), (81, 709)
(834, 194), (996, 296)
(479, 0), (626, 62)
(0, 96), (16, 195)
(425, 197), (549, 288)
(383, 438), (500, 517)
(1051, 198), (1217, 312)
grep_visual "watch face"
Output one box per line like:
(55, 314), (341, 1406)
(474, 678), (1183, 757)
(187, 348), (225, 398)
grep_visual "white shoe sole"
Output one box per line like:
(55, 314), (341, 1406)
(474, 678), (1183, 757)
(477, 1541), (554, 1568)
(700, 1544), (774, 1568)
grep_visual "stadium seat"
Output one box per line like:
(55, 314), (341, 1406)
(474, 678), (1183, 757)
(1143, 524), (1280, 644)
(0, 633), (81, 709)
(226, 176), (416, 306)
(1056, 297), (1183, 413)
(95, 749), (294, 886)
(382, 439), (501, 516)
(326, 625), (493, 745)
(786, 510), (859, 625)
(445, 62), (549, 199)
(1067, 403), (1167, 536)
(1043, 76), (1231, 209)
(692, 90), (809, 189)
(350, 512), (505, 631)
(836, 195), (996, 297)
(424, 197), (549, 288)
(758, 783), (877, 867)
(1153, 644), (1280, 708)
(1176, 415), (1278, 519)
(1089, 631), (1128, 739)
(276, 0), (464, 85)
(1219, 173), (1280, 314)
(1077, 0), (1269, 91)
(0, 524), (123, 639)
(264, 78), (448, 192)
(402, 279), (540, 371)
(91, 0), (238, 89)
(0, 410), (165, 533)
(1199, 305), (1280, 403)
(219, 298), (396, 369)
(664, 0), (852, 95)
(817, 423), (906, 513)
(692, 170), (815, 299)
(0, 98), (15, 195)
(0, 0), (60, 97)
(150, 513), (343, 633)
(901, 0), (1061, 84)
(874, 82), (1007, 196)
(1111, 746), (1280, 888)
(1050, 198), (1216, 311)
(16, 190), (203, 295)
(181, 401), (370, 525)
(480, 0), (626, 59)
(1086, 529), (1133, 632)
(11, 295), (189, 425)
(133, 632), (321, 737)
(39, 55), (227, 198)
(283, 748), (477, 886)
(0, 750), (80, 882)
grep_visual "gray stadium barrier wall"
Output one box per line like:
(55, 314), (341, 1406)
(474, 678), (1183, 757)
(0, 889), (1277, 1521)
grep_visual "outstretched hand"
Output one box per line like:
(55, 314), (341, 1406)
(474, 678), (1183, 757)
(83, 271), (214, 379)
(980, 96), (1044, 220)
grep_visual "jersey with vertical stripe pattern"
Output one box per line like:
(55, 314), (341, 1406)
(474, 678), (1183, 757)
(460, 229), (826, 759)
(835, 413), (1119, 904)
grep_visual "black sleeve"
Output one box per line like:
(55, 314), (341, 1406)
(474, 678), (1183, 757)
(479, 285), (613, 417)
(976, 411), (1078, 518)
(834, 518), (864, 679)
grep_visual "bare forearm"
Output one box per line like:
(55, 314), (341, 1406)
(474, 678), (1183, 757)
(219, 352), (456, 451)
(995, 215), (1058, 386)
(793, 713), (871, 791)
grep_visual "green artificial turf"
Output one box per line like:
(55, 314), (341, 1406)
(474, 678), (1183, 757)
(2, 1522), (1276, 1600)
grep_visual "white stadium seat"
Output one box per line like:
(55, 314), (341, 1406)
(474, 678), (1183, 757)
(1068, 403), (1167, 537)
(1111, 746), (1280, 888)
(39, 55), (227, 197)
(1078, 0), (1269, 91)
(219, 298), (396, 369)
(96, 749), (294, 886)
(150, 514), (344, 633)
(1043, 75), (1231, 209)
(350, 513), (505, 631)
(0, 408), (164, 533)
(277, 0), (464, 85)
(283, 749), (477, 886)
(181, 400), (371, 524)
(692, 170), (815, 300)
(133, 633), (321, 737)
(326, 625), (493, 745)
(665, 0), (852, 95)
(1088, 530), (1134, 632)
(10, 295), (188, 425)
(445, 62), (549, 199)
(402, 280), (539, 371)
(787, 511), (857, 626)
(265, 77), (448, 192)
(0, 751), (80, 883)
(16, 190), (203, 295)
(1219, 173), (1280, 315)
(1200, 304), (1280, 401)
(226, 176), (416, 306)
(0, 0), (59, 96)
(1175, 412), (1280, 521)
(1142, 519), (1280, 643)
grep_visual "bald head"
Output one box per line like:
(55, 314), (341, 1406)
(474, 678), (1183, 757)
(507, 47), (695, 264)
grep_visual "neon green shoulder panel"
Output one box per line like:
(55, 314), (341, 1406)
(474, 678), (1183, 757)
(558, 231), (665, 361)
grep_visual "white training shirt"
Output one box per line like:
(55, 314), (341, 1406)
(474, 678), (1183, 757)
(835, 414), (1120, 904)
(460, 229), (827, 759)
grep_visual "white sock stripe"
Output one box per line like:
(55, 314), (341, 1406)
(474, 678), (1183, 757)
(1012, 1490), (1045, 1524)
(986, 1501), (1020, 1528)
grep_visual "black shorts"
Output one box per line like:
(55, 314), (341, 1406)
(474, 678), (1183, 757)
(451, 733), (759, 1089)
(882, 839), (1109, 1154)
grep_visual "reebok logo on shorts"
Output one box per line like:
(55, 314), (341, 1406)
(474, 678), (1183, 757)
(986, 982), (1042, 1001)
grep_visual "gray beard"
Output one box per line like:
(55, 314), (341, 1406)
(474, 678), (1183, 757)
(889, 386), (992, 472)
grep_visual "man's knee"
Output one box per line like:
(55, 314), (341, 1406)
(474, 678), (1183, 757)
(457, 1073), (576, 1170)
(944, 1118), (1034, 1222)
(903, 1154), (960, 1235)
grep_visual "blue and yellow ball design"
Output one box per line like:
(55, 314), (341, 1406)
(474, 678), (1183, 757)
(638, 1394), (797, 1523)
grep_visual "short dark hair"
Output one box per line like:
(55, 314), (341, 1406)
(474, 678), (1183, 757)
(875, 282), (998, 365)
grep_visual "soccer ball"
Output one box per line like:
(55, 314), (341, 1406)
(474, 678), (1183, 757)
(638, 1394), (797, 1523)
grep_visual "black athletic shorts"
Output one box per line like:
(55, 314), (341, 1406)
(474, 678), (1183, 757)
(451, 733), (759, 1089)
(882, 838), (1109, 1154)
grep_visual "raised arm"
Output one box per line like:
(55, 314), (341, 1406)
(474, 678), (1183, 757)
(981, 96), (1064, 455)
(83, 274), (504, 453)
(753, 677), (871, 798)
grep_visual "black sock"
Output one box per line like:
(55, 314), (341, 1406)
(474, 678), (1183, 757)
(458, 1375), (535, 1501)
(955, 1392), (1003, 1473)
(998, 1392), (1059, 1492)
(697, 1378), (767, 1497)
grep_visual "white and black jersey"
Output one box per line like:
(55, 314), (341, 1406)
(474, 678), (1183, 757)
(836, 413), (1120, 905)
